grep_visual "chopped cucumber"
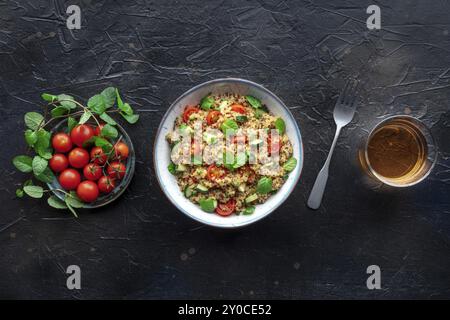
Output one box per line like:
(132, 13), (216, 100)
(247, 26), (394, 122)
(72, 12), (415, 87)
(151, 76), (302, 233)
(184, 186), (196, 198)
(176, 164), (187, 172)
(199, 197), (217, 212)
(245, 193), (258, 204)
(195, 184), (209, 193)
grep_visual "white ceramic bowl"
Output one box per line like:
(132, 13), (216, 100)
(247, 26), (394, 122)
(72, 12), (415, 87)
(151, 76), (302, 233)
(154, 78), (303, 228)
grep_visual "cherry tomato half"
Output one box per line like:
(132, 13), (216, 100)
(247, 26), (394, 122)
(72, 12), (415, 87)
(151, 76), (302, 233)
(83, 163), (102, 181)
(58, 168), (81, 190)
(70, 124), (94, 147)
(68, 147), (90, 168)
(49, 154), (69, 173)
(182, 106), (199, 123)
(98, 175), (116, 193)
(107, 161), (126, 180)
(231, 104), (246, 114)
(215, 199), (236, 216)
(90, 146), (107, 165)
(114, 142), (129, 160)
(52, 133), (72, 153)
(76, 180), (99, 203)
(206, 110), (221, 125)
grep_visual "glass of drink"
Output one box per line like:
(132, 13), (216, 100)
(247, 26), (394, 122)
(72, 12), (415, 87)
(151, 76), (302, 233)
(359, 115), (437, 187)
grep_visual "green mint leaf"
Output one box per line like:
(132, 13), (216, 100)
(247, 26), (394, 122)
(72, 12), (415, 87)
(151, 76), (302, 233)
(57, 94), (76, 109)
(246, 95), (262, 109)
(41, 93), (57, 102)
(23, 179), (33, 186)
(94, 136), (113, 153)
(220, 119), (239, 135)
(12, 155), (33, 173)
(32, 155), (48, 176)
(256, 177), (272, 194)
(101, 87), (116, 108)
(283, 157), (297, 172)
(101, 124), (118, 139)
(119, 102), (133, 116)
(200, 95), (214, 110)
(87, 94), (107, 114)
(24, 112), (44, 130)
(99, 112), (117, 125)
(121, 113), (139, 124)
(236, 115), (248, 123)
(35, 129), (52, 159)
(274, 118), (286, 134)
(23, 185), (44, 198)
(24, 130), (38, 146)
(16, 188), (24, 198)
(50, 106), (70, 117)
(48, 196), (68, 209)
(79, 111), (91, 124)
(67, 117), (78, 132)
(116, 89), (124, 108)
(243, 206), (255, 215)
(168, 162), (176, 175)
(35, 167), (55, 183)
(199, 198), (217, 213)
(65, 192), (84, 208)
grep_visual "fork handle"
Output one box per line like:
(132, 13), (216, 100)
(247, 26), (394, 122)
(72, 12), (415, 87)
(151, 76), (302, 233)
(307, 126), (342, 210)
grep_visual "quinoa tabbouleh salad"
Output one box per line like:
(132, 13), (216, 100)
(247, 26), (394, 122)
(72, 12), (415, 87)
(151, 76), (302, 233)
(166, 93), (298, 217)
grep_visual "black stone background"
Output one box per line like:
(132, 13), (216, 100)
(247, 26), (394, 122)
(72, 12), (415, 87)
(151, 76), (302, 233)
(0, 0), (449, 299)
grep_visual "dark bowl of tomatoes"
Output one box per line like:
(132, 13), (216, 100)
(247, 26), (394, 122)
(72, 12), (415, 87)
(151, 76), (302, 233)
(47, 119), (135, 209)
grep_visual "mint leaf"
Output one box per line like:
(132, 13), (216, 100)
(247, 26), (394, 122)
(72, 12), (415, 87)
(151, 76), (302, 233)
(256, 177), (272, 194)
(283, 157), (297, 172)
(121, 113), (139, 124)
(23, 185), (44, 198)
(79, 111), (91, 124)
(48, 196), (68, 209)
(35, 129), (52, 159)
(32, 155), (48, 176)
(199, 198), (217, 213)
(119, 102), (133, 116)
(116, 89), (124, 108)
(24, 130), (38, 146)
(220, 119), (239, 135)
(275, 118), (286, 134)
(68, 117), (78, 132)
(41, 93), (57, 102)
(24, 112), (44, 130)
(99, 112), (117, 125)
(12, 155), (33, 173)
(16, 189), (24, 198)
(87, 94), (106, 114)
(65, 192), (84, 208)
(101, 124), (118, 139)
(35, 167), (55, 183)
(57, 94), (76, 109)
(101, 87), (116, 108)
(200, 95), (214, 110)
(51, 106), (70, 117)
(95, 136), (113, 153)
(245, 95), (262, 109)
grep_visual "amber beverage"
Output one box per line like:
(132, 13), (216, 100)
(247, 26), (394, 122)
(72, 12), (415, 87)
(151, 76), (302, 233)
(360, 116), (436, 187)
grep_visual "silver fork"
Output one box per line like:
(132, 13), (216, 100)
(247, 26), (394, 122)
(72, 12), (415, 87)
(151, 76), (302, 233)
(307, 79), (360, 210)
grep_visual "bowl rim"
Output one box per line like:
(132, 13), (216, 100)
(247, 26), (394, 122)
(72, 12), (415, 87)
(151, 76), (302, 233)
(153, 77), (304, 228)
(48, 119), (136, 209)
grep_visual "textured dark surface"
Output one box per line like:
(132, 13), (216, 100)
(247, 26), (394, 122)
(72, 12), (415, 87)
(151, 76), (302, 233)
(0, 0), (450, 299)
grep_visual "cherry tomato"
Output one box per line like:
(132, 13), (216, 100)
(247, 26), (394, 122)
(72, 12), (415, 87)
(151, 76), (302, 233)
(114, 142), (129, 160)
(182, 106), (199, 122)
(90, 146), (107, 165)
(76, 180), (99, 203)
(231, 104), (246, 114)
(49, 154), (69, 173)
(98, 175), (116, 193)
(207, 164), (225, 181)
(216, 199), (236, 216)
(206, 110), (221, 125)
(52, 133), (72, 153)
(58, 168), (81, 190)
(83, 163), (102, 181)
(94, 124), (105, 136)
(107, 161), (126, 180)
(70, 124), (94, 147)
(68, 147), (90, 168)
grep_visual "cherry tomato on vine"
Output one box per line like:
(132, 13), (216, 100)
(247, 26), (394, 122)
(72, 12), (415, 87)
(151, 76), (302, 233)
(52, 133), (72, 153)
(90, 146), (107, 165)
(70, 124), (94, 147)
(113, 142), (129, 160)
(107, 161), (126, 180)
(49, 154), (69, 173)
(215, 199), (236, 216)
(68, 147), (90, 168)
(98, 175), (116, 193)
(76, 180), (99, 203)
(83, 163), (102, 181)
(58, 168), (81, 190)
